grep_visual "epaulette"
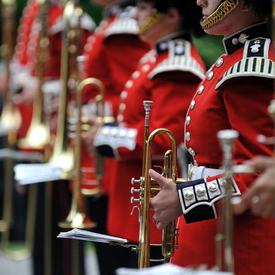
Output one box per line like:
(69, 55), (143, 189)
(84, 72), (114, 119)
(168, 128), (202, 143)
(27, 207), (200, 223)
(216, 38), (274, 89)
(149, 40), (205, 80)
(105, 7), (139, 37)
(49, 13), (96, 34)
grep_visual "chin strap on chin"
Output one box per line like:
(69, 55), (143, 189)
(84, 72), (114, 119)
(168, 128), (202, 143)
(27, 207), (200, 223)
(200, 0), (239, 30)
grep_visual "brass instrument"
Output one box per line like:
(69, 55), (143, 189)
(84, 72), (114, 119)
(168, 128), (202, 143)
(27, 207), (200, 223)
(216, 129), (239, 272)
(0, 0), (36, 261)
(58, 78), (101, 229)
(46, 1), (80, 179)
(0, 0), (21, 140)
(57, 4), (96, 274)
(77, 78), (105, 196)
(131, 101), (179, 268)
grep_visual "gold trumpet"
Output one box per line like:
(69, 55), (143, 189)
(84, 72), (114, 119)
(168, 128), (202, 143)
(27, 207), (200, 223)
(131, 101), (179, 268)
(58, 78), (103, 229)
(76, 78), (106, 196)
(0, 0), (21, 141)
(0, 0), (35, 261)
(46, 1), (79, 179)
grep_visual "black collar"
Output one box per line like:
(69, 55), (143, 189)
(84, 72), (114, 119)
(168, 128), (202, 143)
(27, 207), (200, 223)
(223, 22), (270, 54)
(155, 32), (191, 54)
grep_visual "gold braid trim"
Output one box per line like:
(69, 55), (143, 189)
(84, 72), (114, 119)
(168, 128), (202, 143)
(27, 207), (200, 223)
(200, 0), (239, 30)
(139, 9), (162, 35)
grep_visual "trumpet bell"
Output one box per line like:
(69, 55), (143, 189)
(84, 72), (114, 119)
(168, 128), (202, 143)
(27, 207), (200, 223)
(0, 242), (32, 261)
(58, 208), (96, 229)
(18, 121), (50, 150)
(0, 103), (21, 136)
(49, 149), (74, 180)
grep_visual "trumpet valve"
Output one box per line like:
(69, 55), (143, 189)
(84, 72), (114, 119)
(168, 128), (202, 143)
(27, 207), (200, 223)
(131, 177), (141, 185)
(130, 197), (141, 204)
(131, 187), (141, 194)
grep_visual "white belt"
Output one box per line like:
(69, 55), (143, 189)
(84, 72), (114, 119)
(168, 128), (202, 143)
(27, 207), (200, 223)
(189, 165), (223, 180)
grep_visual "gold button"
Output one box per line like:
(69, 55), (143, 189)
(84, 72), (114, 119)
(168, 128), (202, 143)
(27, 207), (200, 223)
(197, 85), (204, 94)
(206, 71), (214, 80)
(119, 103), (126, 111)
(120, 91), (127, 99)
(185, 116), (191, 125)
(125, 80), (133, 89)
(117, 114), (124, 122)
(132, 71), (140, 79)
(190, 100), (195, 109)
(142, 64), (150, 72)
(216, 57), (224, 67)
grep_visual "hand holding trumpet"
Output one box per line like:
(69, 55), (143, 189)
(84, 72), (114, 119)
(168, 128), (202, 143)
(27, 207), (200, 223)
(149, 169), (182, 230)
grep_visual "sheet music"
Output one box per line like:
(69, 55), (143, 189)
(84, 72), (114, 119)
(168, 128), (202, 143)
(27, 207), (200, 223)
(116, 263), (233, 275)
(57, 228), (129, 245)
(14, 163), (64, 185)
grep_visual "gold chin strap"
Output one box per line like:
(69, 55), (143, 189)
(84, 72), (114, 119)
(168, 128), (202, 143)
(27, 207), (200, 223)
(139, 9), (162, 35)
(200, 0), (239, 30)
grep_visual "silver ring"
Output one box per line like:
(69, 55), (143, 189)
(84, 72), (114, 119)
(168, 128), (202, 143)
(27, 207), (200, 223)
(252, 196), (260, 205)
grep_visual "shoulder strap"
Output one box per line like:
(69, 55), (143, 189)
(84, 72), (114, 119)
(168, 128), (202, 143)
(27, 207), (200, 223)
(149, 39), (205, 80)
(216, 38), (274, 89)
(104, 7), (139, 38)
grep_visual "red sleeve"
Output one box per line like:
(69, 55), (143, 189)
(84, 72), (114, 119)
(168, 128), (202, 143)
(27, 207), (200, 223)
(118, 77), (198, 159)
(223, 77), (273, 192)
(82, 33), (114, 103)
(83, 34), (149, 116)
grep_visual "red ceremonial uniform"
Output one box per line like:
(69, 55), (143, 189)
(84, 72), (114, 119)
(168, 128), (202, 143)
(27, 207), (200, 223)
(172, 23), (275, 275)
(95, 33), (206, 242)
(14, 1), (94, 140)
(81, 7), (150, 194)
(11, 0), (39, 138)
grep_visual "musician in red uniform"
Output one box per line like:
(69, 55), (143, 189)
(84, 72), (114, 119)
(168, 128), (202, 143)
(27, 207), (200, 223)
(82, 0), (150, 195)
(9, 0), (40, 138)
(11, 2), (95, 275)
(90, 0), (205, 269)
(82, 1), (150, 274)
(149, 0), (275, 274)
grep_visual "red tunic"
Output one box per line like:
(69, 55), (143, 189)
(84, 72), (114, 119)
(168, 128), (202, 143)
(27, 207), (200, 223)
(95, 34), (206, 243)
(14, 1), (94, 139)
(11, 0), (39, 138)
(81, 10), (150, 194)
(172, 23), (275, 275)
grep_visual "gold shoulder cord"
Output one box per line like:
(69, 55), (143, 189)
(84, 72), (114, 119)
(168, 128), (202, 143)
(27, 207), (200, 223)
(201, 0), (239, 29)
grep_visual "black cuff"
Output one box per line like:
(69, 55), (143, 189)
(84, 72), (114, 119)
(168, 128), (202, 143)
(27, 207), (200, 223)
(96, 145), (115, 158)
(177, 176), (240, 223)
